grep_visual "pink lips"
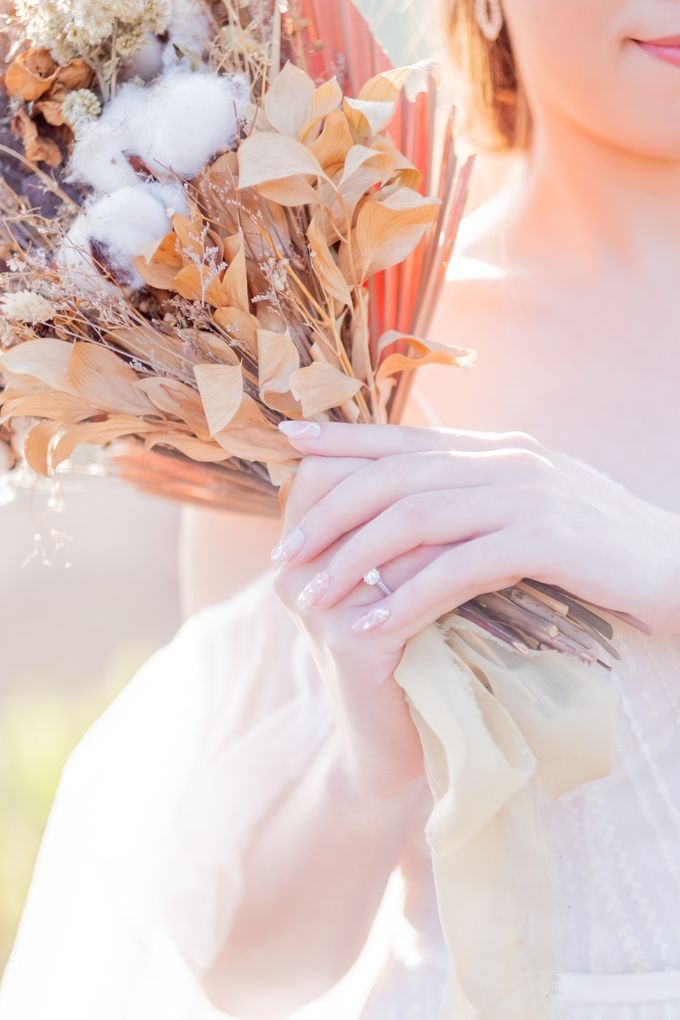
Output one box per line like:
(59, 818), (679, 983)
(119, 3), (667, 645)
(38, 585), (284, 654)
(634, 34), (680, 69)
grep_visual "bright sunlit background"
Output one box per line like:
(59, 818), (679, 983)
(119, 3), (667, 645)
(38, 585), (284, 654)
(0, 478), (182, 971)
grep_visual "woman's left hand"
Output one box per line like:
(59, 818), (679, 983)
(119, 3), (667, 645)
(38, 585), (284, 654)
(276, 421), (680, 637)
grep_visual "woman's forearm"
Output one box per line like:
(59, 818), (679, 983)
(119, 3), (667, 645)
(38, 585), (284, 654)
(202, 730), (429, 1019)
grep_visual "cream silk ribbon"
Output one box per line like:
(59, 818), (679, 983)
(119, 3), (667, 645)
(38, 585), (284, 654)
(393, 612), (620, 1019)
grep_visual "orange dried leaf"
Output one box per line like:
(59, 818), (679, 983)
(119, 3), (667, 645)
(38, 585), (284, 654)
(144, 432), (236, 463)
(353, 187), (440, 278)
(343, 98), (395, 141)
(68, 343), (154, 415)
(289, 361), (362, 417)
(0, 338), (75, 392)
(53, 57), (95, 92)
(5, 48), (57, 101)
(23, 420), (62, 475)
(12, 107), (62, 166)
(307, 212), (352, 307)
(193, 363), (244, 436)
(358, 63), (437, 103)
(1, 391), (97, 423)
(257, 329), (300, 414)
(376, 332), (477, 381)
(308, 109), (354, 174)
(136, 377), (210, 440)
(51, 415), (159, 469)
(264, 61), (315, 138)
(238, 132), (329, 191)
(212, 306), (259, 354)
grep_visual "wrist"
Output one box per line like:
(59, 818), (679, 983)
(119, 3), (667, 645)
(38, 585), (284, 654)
(323, 730), (429, 820)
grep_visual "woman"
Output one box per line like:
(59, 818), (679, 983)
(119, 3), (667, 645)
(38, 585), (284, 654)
(4, 0), (680, 1017)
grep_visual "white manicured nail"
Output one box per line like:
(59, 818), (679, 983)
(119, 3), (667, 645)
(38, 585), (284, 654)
(278, 421), (322, 438)
(271, 527), (305, 561)
(297, 571), (331, 607)
(352, 608), (390, 632)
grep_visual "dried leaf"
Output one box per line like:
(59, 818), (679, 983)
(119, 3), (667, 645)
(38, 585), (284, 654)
(143, 432), (236, 462)
(358, 63), (438, 103)
(23, 420), (62, 475)
(264, 61), (315, 138)
(53, 57), (95, 92)
(68, 343), (154, 414)
(289, 361), (362, 417)
(212, 306), (259, 354)
(173, 263), (214, 302)
(193, 363), (244, 436)
(12, 107), (62, 166)
(51, 416), (159, 469)
(307, 211), (353, 307)
(257, 329), (300, 414)
(136, 377), (210, 439)
(205, 233), (249, 312)
(376, 331), (477, 381)
(352, 187), (440, 279)
(343, 98), (395, 141)
(1, 391), (97, 424)
(308, 109), (354, 174)
(0, 338), (75, 392)
(238, 132), (329, 190)
(5, 48), (57, 101)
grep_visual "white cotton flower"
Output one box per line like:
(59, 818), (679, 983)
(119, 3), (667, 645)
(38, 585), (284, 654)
(61, 89), (103, 131)
(0, 291), (56, 323)
(68, 70), (251, 194)
(58, 186), (173, 294)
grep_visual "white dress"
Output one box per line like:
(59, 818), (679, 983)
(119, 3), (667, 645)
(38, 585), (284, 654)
(2, 567), (680, 1020)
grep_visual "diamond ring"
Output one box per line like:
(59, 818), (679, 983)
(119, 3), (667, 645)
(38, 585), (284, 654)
(362, 567), (392, 597)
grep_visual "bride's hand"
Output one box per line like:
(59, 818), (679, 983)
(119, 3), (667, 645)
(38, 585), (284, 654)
(273, 451), (446, 801)
(276, 420), (680, 636)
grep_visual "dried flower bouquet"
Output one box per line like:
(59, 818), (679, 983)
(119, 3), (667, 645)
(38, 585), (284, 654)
(0, 0), (648, 665)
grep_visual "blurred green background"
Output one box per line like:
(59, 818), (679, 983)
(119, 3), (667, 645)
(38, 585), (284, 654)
(0, 478), (182, 975)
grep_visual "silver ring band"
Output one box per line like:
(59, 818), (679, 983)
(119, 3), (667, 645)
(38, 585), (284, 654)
(363, 567), (392, 596)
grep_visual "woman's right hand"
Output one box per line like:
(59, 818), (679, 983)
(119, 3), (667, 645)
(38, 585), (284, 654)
(273, 453), (440, 802)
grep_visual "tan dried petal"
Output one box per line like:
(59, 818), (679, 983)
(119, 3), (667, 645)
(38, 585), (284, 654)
(193, 363), (244, 436)
(289, 361), (362, 417)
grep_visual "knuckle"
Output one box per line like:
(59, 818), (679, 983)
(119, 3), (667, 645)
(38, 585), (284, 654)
(392, 492), (432, 532)
(505, 429), (542, 451)
(504, 445), (555, 479)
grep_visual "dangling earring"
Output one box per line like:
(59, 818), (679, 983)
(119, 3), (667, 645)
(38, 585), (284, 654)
(474, 0), (504, 42)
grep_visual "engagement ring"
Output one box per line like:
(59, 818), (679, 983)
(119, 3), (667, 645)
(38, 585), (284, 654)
(362, 567), (392, 596)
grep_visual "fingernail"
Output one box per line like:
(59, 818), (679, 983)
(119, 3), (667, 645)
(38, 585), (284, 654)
(278, 421), (322, 439)
(352, 608), (391, 632)
(297, 571), (330, 607)
(271, 527), (305, 562)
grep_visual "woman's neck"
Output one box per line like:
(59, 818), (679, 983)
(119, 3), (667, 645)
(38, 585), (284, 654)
(502, 112), (680, 276)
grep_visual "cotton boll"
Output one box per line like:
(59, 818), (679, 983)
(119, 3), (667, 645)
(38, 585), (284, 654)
(127, 34), (165, 80)
(163, 0), (212, 64)
(58, 187), (172, 294)
(67, 83), (149, 193)
(67, 71), (251, 194)
(145, 180), (189, 217)
(131, 71), (250, 179)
